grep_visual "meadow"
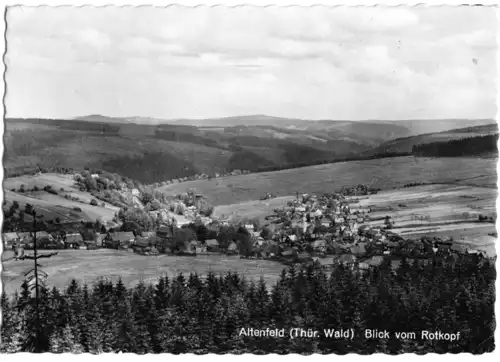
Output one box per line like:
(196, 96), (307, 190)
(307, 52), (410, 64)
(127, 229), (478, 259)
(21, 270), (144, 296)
(0, 249), (285, 295)
(350, 184), (497, 257)
(158, 156), (497, 205)
(3, 173), (120, 224)
(212, 196), (295, 224)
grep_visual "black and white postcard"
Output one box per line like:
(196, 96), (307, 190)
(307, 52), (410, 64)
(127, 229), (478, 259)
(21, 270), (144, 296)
(0, 1), (497, 355)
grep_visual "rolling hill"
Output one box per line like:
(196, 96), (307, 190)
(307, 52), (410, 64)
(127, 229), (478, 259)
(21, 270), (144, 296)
(368, 123), (499, 155)
(4, 116), (496, 184)
(157, 156), (497, 206)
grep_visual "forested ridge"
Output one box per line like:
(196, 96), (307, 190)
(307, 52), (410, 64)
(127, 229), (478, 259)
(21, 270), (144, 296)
(1, 255), (495, 354)
(412, 134), (498, 157)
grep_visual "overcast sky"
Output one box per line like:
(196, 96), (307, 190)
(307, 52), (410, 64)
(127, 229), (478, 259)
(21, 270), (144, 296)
(5, 6), (498, 120)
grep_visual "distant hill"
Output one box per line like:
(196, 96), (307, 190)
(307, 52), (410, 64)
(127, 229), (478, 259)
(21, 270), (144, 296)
(367, 123), (499, 155)
(75, 114), (495, 140)
(396, 118), (497, 136)
(5, 116), (496, 184)
(75, 114), (168, 125)
(75, 114), (128, 123)
(412, 133), (499, 158)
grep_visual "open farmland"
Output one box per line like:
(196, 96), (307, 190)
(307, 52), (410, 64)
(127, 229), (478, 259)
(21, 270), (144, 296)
(3, 173), (120, 224)
(158, 156), (497, 205)
(213, 196), (295, 224)
(3, 190), (118, 224)
(1, 249), (285, 295)
(350, 184), (497, 256)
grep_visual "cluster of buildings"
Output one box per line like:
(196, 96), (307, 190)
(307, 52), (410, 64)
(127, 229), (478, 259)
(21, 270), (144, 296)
(3, 189), (495, 271)
(230, 192), (496, 270)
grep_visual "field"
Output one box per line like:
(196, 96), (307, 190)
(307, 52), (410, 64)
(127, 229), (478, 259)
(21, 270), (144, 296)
(213, 196), (295, 224)
(158, 156), (497, 205)
(3, 173), (120, 224)
(350, 184), (497, 257)
(0, 249), (286, 295)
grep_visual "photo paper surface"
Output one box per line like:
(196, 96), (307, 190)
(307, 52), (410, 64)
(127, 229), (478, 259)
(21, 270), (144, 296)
(0, 4), (497, 355)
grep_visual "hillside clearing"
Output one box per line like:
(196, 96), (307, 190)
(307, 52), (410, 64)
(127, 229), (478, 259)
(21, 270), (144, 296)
(213, 196), (295, 223)
(158, 156), (497, 205)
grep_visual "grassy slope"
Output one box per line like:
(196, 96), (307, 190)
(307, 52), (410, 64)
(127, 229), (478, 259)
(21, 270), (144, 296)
(3, 173), (120, 224)
(1, 249), (285, 295)
(158, 156), (497, 205)
(213, 196), (296, 224)
(350, 184), (497, 257)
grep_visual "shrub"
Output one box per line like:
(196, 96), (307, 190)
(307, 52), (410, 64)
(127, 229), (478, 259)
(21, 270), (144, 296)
(90, 199), (98, 206)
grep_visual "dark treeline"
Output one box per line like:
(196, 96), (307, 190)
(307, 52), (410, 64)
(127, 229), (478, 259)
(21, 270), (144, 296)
(412, 134), (499, 157)
(100, 152), (199, 184)
(154, 129), (225, 150)
(1, 255), (495, 354)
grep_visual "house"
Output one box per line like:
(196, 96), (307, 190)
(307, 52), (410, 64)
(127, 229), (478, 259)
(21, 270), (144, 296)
(390, 259), (402, 271)
(250, 231), (261, 239)
(244, 224), (255, 232)
(132, 239), (149, 253)
(17, 232), (32, 241)
(205, 239), (220, 252)
(226, 241), (238, 255)
(386, 241), (399, 249)
(84, 240), (98, 250)
(263, 243), (280, 257)
(327, 241), (344, 255)
(466, 249), (481, 255)
(2, 232), (19, 247)
(297, 252), (311, 261)
(350, 243), (367, 257)
(333, 217), (344, 224)
(65, 233), (84, 249)
(451, 244), (468, 254)
(357, 225), (369, 235)
(316, 257), (337, 270)
(367, 256), (384, 268)
(95, 233), (107, 247)
(156, 226), (174, 239)
(134, 236), (147, 247)
(311, 239), (327, 252)
(196, 245), (208, 254)
(109, 232), (135, 249)
(34, 231), (54, 242)
(437, 244), (451, 254)
(320, 218), (331, 227)
(337, 254), (356, 268)
(281, 249), (297, 258)
(81, 229), (97, 243)
(358, 262), (370, 270)
(179, 240), (198, 254)
(365, 229), (378, 239)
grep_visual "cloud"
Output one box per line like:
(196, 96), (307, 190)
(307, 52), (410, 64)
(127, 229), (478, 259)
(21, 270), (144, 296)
(4, 6), (498, 120)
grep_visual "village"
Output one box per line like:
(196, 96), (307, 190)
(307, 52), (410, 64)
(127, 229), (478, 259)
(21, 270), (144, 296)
(2, 184), (496, 273)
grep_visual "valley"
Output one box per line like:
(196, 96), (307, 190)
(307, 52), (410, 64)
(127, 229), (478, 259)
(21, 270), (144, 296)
(2, 116), (498, 297)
